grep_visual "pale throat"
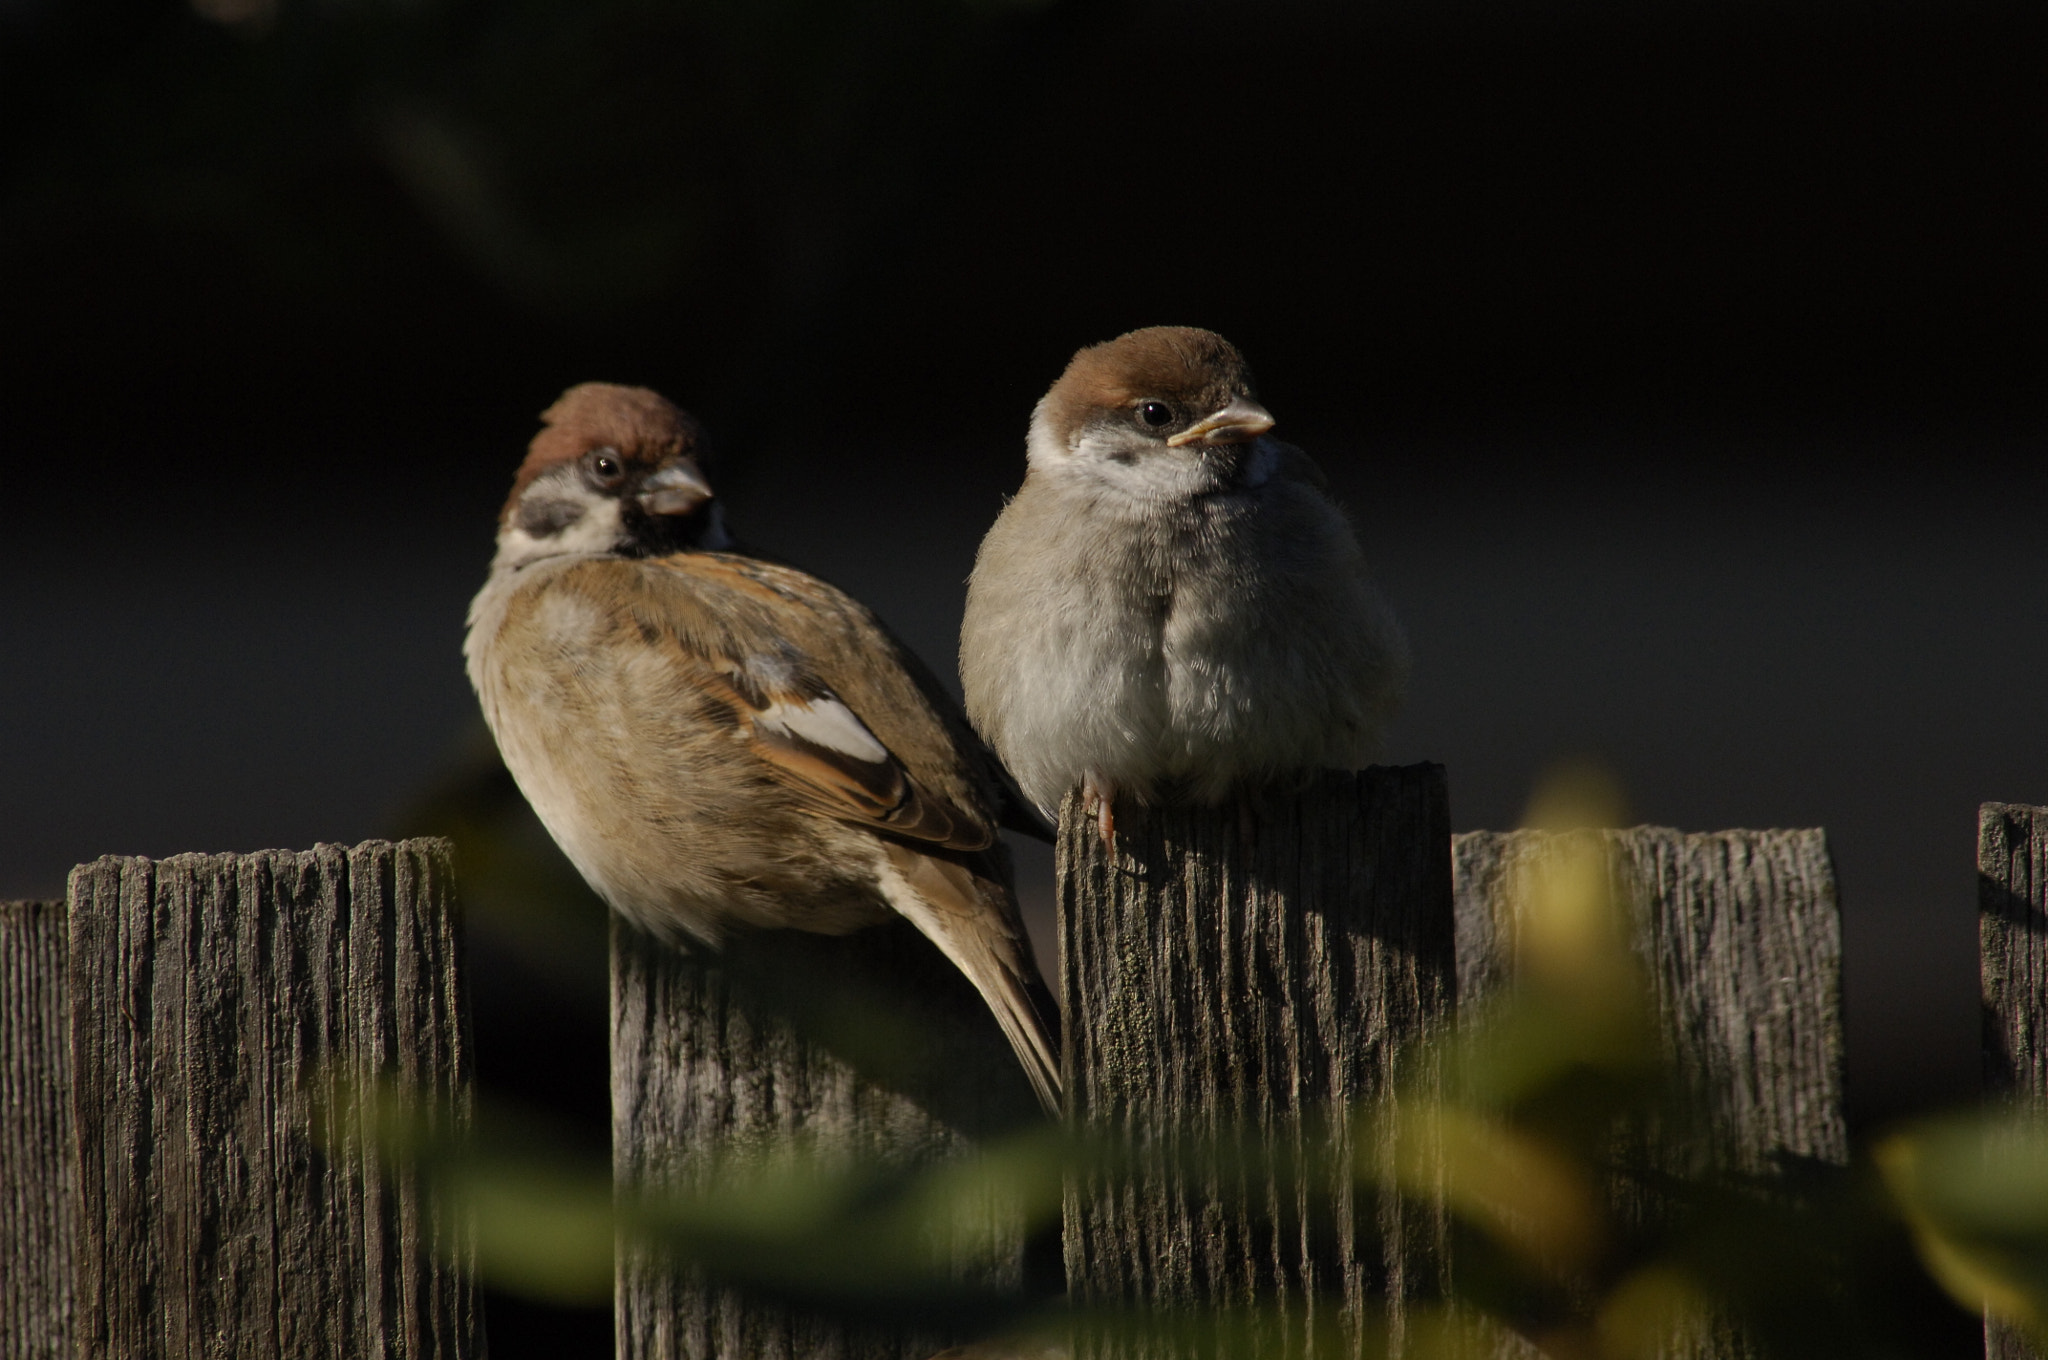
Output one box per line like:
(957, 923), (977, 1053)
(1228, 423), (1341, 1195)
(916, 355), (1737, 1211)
(1033, 415), (1269, 508)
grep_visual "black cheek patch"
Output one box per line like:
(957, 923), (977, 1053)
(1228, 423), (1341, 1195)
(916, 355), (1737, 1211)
(518, 497), (586, 537)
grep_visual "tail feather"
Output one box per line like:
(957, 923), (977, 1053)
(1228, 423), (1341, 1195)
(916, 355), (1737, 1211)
(880, 844), (1062, 1117)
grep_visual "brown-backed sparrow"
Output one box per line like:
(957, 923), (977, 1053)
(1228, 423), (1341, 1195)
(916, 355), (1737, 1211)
(959, 326), (1409, 842)
(465, 383), (1060, 1113)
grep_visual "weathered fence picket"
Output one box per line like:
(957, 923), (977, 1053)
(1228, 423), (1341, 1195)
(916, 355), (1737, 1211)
(1, 899), (72, 1360)
(611, 908), (1051, 1360)
(1456, 827), (1848, 1168)
(1980, 802), (2048, 1360)
(66, 839), (480, 1360)
(1057, 765), (1457, 1358)
(1454, 827), (1847, 1360)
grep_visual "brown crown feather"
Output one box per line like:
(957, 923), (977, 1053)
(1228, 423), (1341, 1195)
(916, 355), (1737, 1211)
(501, 382), (708, 523)
(1039, 326), (1257, 437)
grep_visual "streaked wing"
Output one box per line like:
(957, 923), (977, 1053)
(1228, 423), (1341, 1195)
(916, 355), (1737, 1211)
(726, 671), (988, 850)
(650, 554), (994, 853)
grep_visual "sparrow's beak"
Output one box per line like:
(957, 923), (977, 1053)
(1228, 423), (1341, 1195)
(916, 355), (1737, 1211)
(638, 460), (714, 516)
(1166, 396), (1277, 448)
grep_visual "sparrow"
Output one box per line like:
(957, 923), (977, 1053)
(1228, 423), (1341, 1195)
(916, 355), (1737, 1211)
(464, 382), (1061, 1114)
(959, 326), (1409, 842)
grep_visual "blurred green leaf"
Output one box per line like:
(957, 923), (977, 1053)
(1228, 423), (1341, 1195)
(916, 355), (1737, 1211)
(1879, 1111), (2048, 1346)
(449, 1157), (617, 1304)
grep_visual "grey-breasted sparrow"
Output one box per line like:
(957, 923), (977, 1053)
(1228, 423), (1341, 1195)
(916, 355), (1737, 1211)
(960, 327), (1408, 842)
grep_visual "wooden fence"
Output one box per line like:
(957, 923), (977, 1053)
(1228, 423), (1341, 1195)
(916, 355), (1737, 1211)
(1, 798), (2042, 1359)
(1980, 804), (2048, 1360)
(3, 841), (478, 1360)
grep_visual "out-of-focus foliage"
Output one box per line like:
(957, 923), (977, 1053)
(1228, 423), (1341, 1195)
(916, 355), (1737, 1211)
(1880, 1113), (2048, 1350)
(349, 765), (2042, 1355)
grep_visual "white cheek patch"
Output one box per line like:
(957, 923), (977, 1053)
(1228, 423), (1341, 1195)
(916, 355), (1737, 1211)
(1024, 400), (1084, 473)
(549, 499), (627, 554)
(1072, 428), (1144, 466)
(1068, 429), (1214, 504)
(495, 472), (629, 569)
(754, 695), (890, 764)
(500, 498), (625, 567)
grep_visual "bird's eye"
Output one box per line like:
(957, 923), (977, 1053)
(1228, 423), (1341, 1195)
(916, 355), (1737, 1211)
(1138, 401), (1173, 428)
(585, 448), (625, 489)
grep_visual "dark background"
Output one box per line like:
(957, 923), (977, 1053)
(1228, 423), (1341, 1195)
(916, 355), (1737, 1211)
(3, 0), (2042, 1347)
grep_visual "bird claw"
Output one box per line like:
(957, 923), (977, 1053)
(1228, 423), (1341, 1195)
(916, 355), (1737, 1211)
(1082, 773), (1116, 848)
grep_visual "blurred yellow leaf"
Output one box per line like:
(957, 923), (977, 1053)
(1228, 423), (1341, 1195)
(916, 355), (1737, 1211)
(1521, 758), (1630, 833)
(1384, 1102), (1602, 1272)
(1512, 833), (1640, 1007)
(1595, 1264), (1714, 1360)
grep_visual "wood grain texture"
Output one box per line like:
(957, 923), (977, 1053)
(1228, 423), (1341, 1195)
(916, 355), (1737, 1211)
(1980, 803), (2048, 1360)
(1058, 765), (1457, 1358)
(1454, 827), (1846, 1359)
(613, 910), (1050, 1360)
(1457, 827), (1846, 1173)
(1, 900), (72, 1360)
(68, 840), (480, 1360)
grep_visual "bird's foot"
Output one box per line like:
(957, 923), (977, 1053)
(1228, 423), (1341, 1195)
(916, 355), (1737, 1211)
(1081, 772), (1117, 848)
